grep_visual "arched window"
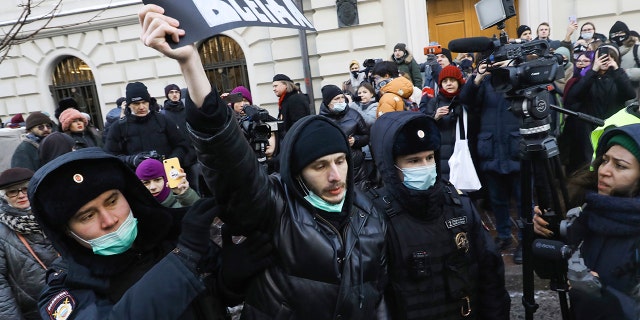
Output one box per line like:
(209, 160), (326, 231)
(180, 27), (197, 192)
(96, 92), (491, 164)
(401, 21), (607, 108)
(198, 35), (249, 93)
(50, 56), (103, 130)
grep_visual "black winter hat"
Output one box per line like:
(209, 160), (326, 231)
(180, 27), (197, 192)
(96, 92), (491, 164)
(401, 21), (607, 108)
(273, 74), (292, 82)
(115, 97), (126, 107)
(164, 84), (180, 99)
(126, 82), (151, 106)
(0, 167), (33, 190)
(25, 112), (53, 130)
(517, 25), (531, 38)
(394, 43), (408, 54)
(321, 85), (343, 107)
(393, 115), (441, 156)
(291, 119), (350, 175)
(440, 48), (453, 64)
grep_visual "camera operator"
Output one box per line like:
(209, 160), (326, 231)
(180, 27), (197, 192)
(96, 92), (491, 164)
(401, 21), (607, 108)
(459, 59), (524, 263)
(533, 124), (640, 319)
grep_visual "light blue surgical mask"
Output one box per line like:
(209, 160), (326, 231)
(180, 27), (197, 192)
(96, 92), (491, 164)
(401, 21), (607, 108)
(396, 164), (437, 190)
(332, 102), (347, 112)
(70, 210), (138, 256)
(304, 190), (345, 212)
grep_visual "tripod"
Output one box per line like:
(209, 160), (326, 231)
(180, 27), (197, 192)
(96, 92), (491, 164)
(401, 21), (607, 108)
(507, 85), (604, 320)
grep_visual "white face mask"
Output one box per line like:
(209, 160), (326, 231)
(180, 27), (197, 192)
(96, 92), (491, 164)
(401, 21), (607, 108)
(332, 102), (347, 112)
(581, 32), (594, 40)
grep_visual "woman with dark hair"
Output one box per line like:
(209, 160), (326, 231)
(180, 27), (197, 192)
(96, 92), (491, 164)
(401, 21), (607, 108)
(351, 82), (378, 126)
(534, 124), (640, 320)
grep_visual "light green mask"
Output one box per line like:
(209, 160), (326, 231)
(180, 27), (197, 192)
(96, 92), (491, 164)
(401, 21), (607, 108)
(71, 210), (138, 256)
(304, 190), (345, 213)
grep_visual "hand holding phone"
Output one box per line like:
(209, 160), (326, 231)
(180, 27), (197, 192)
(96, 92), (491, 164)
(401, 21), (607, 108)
(163, 157), (183, 189)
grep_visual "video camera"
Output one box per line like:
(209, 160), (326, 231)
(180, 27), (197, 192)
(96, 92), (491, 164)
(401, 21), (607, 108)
(239, 105), (272, 163)
(359, 58), (382, 85)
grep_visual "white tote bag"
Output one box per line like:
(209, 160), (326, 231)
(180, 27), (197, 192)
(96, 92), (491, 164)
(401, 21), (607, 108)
(448, 109), (482, 191)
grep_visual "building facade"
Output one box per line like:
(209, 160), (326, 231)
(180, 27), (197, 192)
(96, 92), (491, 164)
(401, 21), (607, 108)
(1, 0), (639, 125)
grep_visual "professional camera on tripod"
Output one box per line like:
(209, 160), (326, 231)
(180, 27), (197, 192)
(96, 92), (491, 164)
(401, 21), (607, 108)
(239, 105), (273, 164)
(448, 0), (605, 319)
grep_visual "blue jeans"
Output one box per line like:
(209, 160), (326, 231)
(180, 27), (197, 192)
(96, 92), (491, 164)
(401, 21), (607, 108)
(485, 171), (522, 240)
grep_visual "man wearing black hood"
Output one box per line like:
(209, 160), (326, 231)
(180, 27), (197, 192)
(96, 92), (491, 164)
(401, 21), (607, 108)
(28, 148), (269, 319)
(138, 4), (388, 319)
(368, 111), (510, 319)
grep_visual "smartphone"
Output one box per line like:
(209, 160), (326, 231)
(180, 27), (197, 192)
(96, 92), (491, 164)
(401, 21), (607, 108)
(424, 45), (442, 55)
(598, 47), (609, 58)
(163, 157), (183, 188)
(568, 15), (577, 24)
(223, 92), (243, 104)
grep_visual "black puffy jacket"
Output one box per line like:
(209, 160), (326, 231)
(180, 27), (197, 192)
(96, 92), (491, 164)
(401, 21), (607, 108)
(186, 91), (388, 320)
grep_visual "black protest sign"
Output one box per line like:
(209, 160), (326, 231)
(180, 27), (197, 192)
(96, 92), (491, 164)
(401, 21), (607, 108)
(143, 0), (316, 48)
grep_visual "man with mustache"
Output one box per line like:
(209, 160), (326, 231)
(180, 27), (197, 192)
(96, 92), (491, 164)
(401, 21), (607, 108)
(138, 4), (388, 319)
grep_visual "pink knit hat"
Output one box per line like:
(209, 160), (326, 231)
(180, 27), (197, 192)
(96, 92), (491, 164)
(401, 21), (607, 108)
(59, 108), (87, 132)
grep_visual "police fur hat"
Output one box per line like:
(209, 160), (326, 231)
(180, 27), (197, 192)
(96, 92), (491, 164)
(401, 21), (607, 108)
(393, 115), (441, 156)
(28, 148), (184, 274)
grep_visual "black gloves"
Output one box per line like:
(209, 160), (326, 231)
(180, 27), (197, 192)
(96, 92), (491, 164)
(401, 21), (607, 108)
(220, 225), (273, 293)
(177, 198), (218, 263)
(126, 150), (163, 168)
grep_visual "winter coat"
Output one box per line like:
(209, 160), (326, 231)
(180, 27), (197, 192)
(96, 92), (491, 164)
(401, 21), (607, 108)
(459, 75), (522, 174)
(11, 134), (41, 171)
(369, 111), (511, 319)
(319, 103), (371, 185)
(572, 192), (640, 320)
(278, 91), (310, 133)
(185, 91), (388, 320)
(163, 100), (198, 167)
(425, 95), (468, 180)
(377, 77), (414, 118)
(0, 202), (57, 320)
(393, 54), (423, 88)
(67, 130), (101, 148)
(350, 101), (378, 127)
(104, 111), (193, 166)
(29, 149), (230, 320)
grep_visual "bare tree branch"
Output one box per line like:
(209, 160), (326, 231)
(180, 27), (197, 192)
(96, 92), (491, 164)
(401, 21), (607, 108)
(0, 0), (111, 64)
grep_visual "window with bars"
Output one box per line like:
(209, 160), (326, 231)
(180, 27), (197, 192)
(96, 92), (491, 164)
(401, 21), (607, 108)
(49, 56), (103, 130)
(198, 35), (250, 94)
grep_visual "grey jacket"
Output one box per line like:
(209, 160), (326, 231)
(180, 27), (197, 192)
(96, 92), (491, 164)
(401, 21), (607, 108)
(0, 203), (57, 320)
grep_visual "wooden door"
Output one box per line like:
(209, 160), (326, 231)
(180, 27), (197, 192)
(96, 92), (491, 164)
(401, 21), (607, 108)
(427, 0), (520, 53)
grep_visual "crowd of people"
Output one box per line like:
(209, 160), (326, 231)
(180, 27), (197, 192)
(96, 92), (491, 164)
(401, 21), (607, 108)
(1, 4), (640, 319)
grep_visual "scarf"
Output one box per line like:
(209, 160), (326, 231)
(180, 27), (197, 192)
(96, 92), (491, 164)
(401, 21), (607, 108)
(438, 87), (461, 99)
(0, 201), (43, 235)
(584, 192), (640, 236)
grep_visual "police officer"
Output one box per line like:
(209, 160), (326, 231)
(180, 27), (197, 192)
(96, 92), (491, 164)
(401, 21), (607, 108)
(368, 111), (510, 319)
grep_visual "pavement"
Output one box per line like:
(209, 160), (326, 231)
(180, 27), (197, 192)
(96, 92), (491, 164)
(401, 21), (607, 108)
(478, 202), (565, 319)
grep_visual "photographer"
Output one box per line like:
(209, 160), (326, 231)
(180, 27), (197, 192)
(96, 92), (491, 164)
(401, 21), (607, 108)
(459, 59), (524, 263)
(104, 82), (192, 169)
(534, 124), (640, 319)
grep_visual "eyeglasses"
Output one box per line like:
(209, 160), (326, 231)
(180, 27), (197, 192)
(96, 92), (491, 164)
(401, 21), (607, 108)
(36, 124), (52, 131)
(576, 59), (591, 64)
(5, 186), (28, 198)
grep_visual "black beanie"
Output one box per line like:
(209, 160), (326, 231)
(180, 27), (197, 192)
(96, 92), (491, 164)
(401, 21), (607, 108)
(393, 116), (441, 156)
(0, 167), (33, 189)
(517, 25), (531, 38)
(164, 84), (180, 99)
(440, 48), (452, 64)
(126, 82), (151, 106)
(321, 85), (343, 107)
(291, 120), (350, 175)
(394, 43), (408, 54)
(115, 97), (126, 106)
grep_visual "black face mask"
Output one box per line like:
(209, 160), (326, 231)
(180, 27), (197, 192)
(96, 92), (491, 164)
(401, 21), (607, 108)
(351, 71), (359, 78)
(610, 32), (628, 46)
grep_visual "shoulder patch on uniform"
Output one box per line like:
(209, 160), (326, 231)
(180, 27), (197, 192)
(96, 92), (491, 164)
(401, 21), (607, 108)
(445, 216), (467, 229)
(46, 290), (76, 320)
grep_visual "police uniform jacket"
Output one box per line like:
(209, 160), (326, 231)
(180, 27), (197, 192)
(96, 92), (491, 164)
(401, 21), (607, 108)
(185, 91), (388, 320)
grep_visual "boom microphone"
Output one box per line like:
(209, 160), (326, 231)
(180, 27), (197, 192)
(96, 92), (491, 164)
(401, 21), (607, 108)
(448, 37), (495, 53)
(532, 239), (573, 261)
